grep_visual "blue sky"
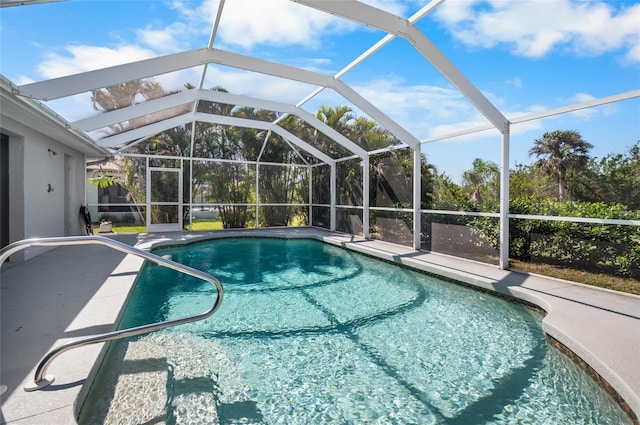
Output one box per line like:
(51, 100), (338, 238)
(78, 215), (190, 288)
(1, 0), (639, 181)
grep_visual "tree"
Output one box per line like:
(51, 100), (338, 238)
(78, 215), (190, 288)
(462, 158), (499, 205)
(89, 79), (182, 224)
(430, 173), (465, 210)
(529, 130), (593, 202)
(91, 81), (441, 229)
(573, 142), (640, 209)
(282, 107), (356, 227)
(91, 80), (183, 138)
(510, 163), (554, 201)
(237, 108), (304, 227)
(313, 105), (356, 158)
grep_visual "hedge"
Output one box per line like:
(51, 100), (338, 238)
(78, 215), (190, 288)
(469, 199), (639, 278)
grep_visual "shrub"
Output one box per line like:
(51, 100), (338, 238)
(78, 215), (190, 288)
(469, 199), (640, 278)
(121, 213), (136, 224)
(99, 213), (114, 223)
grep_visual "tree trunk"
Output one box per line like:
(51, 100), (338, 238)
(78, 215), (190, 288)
(558, 170), (567, 201)
(470, 186), (482, 204)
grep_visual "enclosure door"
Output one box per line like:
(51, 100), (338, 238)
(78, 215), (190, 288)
(146, 167), (182, 232)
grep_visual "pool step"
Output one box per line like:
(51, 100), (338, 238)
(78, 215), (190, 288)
(151, 332), (220, 425)
(79, 332), (259, 425)
(79, 337), (171, 425)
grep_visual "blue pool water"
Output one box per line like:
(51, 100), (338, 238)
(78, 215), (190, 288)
(80, 238), (631, 424)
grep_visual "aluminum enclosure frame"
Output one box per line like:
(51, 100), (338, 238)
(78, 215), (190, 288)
(7, 0), (640, 269)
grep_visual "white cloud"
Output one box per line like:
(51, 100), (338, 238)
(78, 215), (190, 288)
(506, 77), (522, 89)
(46, 93), (97, 122)
(26, 0), (629, 151)
(435, 0), (640, 62)
(37, 45), (156, 78)
(201, 66), (318, 104)
(356, 77), (471, 115)
(137, 0), (411, 56)
(155, 68), (205, 93)
(348, 76), (618, 147)
(351, 77), (486, 137)
(359, 0), (409, 17)
(136, 22), (191, 53)
(197, 0), (356, 49)
(15, 75), (36, 85)
(32, 0), (359, 84)
(563, 92), (618, 119)
(28, 0), (409, 87)
(282, 57), (337, 74)
(173, 0), (220, 26)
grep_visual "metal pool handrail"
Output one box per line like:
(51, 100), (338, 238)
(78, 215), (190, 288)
(0, 235), (224, 392)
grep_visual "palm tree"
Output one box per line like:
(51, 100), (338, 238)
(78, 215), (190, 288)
(529, 130), (593, 201)
(314, 105), (355, 158)
(462, 158), (499, 205)
(316, 105), (353, 130)
(91, 79), (177, 137)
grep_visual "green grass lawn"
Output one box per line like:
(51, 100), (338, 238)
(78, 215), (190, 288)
(510, 259), (640, 296)
(185, 219), (225, 231)
(93, 218), (225, 234)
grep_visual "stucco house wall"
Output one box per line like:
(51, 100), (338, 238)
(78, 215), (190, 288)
(1, 77), (109, 260)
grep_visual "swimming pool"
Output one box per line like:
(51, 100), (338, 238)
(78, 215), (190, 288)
(79, 237), (632, 424)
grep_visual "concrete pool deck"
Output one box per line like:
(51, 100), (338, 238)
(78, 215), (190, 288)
(1, 228), (639, 424)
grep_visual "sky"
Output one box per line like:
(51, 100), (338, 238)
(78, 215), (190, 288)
(1, 0), (639, 182)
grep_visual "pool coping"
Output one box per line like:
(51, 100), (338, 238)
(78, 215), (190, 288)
(1, 228), (639, 424)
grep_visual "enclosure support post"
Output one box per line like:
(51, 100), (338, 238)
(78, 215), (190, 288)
(362, 155), (370, 239)
(188, 121), (196, 232)
(187, 157), (192, 231)
(255, 163), (260, 228)
(413, 148), (421, 250)
(145, 157), (150, 229)
(330, 163), (336, 231)
(308, 165), (313, 226)
(499, 124), (510, 269)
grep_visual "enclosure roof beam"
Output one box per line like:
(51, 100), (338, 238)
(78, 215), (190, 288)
(0, 0), (64, 7)
(72, 90), (199, 132)
(96, 113), (194, 148)
(418, 88), (640, 145)
(332, 83), (419, 150)
(73, 88), (368, 158)
(20, 46), (419, 150)
(292, 0), (444, 108)
(287, 107), (368, 158)
(97, 111), (335, 165)
(16, 48), (334, 102)
(334, 0), (445, 80)
(509, 89), (640, 124)
(197, 0), (225, 89)
(256, 130), (272, 163)
(295, 0), (509, 132)
(207, 80), (418, 152)
(195, 91), (369, 157)
(195, 113), (335, 165)
(17, 49), (196, 101)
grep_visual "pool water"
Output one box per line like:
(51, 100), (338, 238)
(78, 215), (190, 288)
(79, 238), (631, 424)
